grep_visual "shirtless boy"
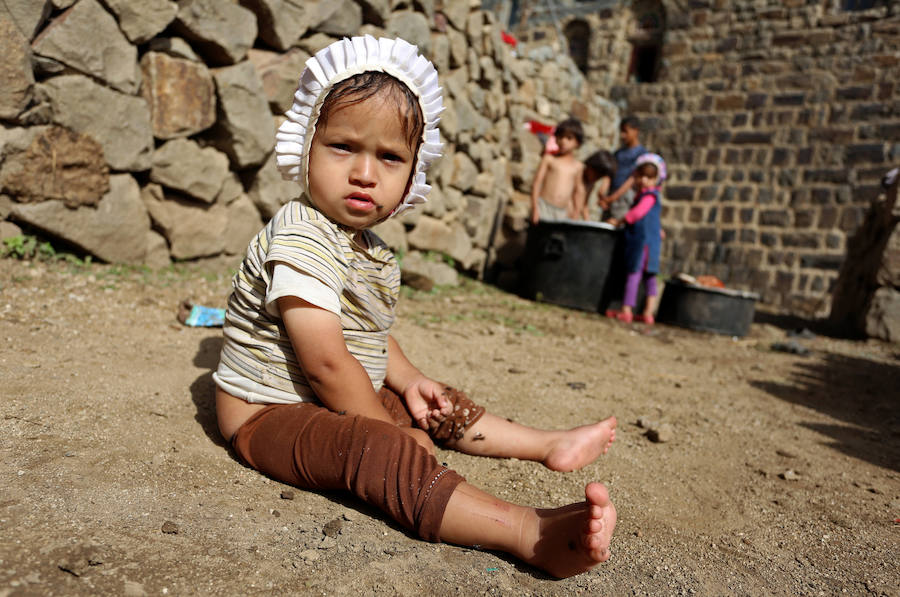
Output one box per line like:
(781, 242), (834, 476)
(530, 118), (586, 224)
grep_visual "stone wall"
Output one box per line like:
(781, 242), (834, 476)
(0, 0), (618, 284)
(508, 0), (900, 318)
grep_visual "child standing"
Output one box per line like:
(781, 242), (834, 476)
(605, 153), (666, 324)
(599, 116), (646, 221)
(581, 150), (617, 221)
(213, 36), (617, 579)
(529, 118), (587, 224)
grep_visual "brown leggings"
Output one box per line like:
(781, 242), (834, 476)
(231, 386), (485, 542)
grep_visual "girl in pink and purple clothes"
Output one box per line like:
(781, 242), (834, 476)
(605, 153), (666, 324)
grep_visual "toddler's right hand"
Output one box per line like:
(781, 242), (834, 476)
(402, 376), (453, 430)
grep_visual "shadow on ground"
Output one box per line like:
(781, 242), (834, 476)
(190, 336), (226, 447)
(750, 351), (900, 471)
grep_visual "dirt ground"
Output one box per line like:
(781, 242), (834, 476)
(1, 257), (898, 596)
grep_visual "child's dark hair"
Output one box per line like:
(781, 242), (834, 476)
(584, 150), (616, 179)
(317, 71), (424, 150)
(635, 162), (658, 178)
(620, 115), (640, 131)
(555, 117), (584, 145)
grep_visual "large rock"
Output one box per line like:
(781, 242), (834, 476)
(247, 48), (310, 114)
(446, 152), (478, 193)
(438, 0), (468, 31)
(443, 82), (490, 138)
(240, 0), (311, 51)
(429, 32), (450, 75)
(144, 229), (172, 269)
(463, 195), (502, 248)
(400, 251), (459, 287)
(877, 210), (900, 288)
(509, 127), (542, 192)
(216, 172), (244, 205)
(0, 0), (50, 40)
(385, 11), (431, 55)
(104, 0), (178, 44)
(140, 51), (216, 139)
(407, 215), (472, 263)
(31, 0), (140, 94)
(248, 153), (298, 219)
(371, 218), (408, 253)
(866, 287), (900, 343)
(34, 75), (153, 172)
(224, 194), (263, 255)
(9, 174), (151, 264)
(211, 62), (275, 169)
(422, 184), (447, 218)
(0, 220), (23, 241)
(142, 183), (227, 260)
(446, 27), (467, 70)
(0, 125), (109, 208)
(0, 194), (13, 219)
(150, 139), (230, 203)
(173, 0), (257, 66)
(0, 16), (34, 120)
(313, 0), (362, 36)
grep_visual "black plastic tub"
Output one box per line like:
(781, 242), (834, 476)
(519, 221), (622, 312)
(656, 278), (760, 337)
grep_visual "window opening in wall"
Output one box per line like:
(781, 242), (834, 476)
(629, 45), (660, 83)
(627, 1), (666, 83)
(564, 19), (590, 73)
(842, 0), (876, 9)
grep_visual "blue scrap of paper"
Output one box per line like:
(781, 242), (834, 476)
(184, 305), (226, 327)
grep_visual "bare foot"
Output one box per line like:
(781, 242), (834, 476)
(543, 416), (617, 472)
(524, 482), (617, 578)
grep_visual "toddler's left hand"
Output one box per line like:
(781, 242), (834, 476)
(402, 376), (453, 430)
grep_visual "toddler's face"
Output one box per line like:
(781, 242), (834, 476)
(308, 93), (416, 231)
(634, 166), (659, 190)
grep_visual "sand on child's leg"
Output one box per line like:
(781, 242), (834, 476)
(438, 481), (616, 578)
(446, 412), (616, 472)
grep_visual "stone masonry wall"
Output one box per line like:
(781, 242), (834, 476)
(0, 0), (618, 288)
(511, 0), (900, 318)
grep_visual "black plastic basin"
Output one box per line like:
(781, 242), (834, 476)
(656, 278), (759, 337)
(519, 221), (622, 312)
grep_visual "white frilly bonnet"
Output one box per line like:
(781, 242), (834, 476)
(274, 35), (444, 217)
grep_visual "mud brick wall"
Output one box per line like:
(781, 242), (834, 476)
(512, 1), (900, 317)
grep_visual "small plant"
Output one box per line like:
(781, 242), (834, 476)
(2, 233), (94, 268)
(2, 235), (38, 259)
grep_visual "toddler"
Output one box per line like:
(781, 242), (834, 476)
(605, 153), (666, 324)
(213, 36), (617, 578)
(582, 150), (617, 221)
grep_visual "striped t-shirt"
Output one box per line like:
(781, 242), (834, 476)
(217, 201), (399, 403)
